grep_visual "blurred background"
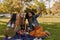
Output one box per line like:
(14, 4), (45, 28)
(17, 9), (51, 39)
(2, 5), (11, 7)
(0, 0), (60, 40)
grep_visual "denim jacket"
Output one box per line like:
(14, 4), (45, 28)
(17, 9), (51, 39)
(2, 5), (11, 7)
(27, 14), (41, 29)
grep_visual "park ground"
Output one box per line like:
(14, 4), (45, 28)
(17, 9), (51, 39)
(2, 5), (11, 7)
(0, 17), (60, 40)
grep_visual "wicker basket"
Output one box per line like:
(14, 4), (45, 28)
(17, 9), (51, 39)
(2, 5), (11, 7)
(4, 27), (16, 37)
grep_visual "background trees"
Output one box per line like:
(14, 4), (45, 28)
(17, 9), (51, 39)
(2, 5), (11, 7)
(0, 0), (60, 15)
(0, 0), (46, 14)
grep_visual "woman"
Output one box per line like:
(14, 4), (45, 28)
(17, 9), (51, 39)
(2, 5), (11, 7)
(25, 8), (42, 31)
(7, 13), (17, 28)
(25, 8), (50, 40)
(15, 12), (26, 32)
(14, 12), (26, 40)
(4, 13), (17, 40)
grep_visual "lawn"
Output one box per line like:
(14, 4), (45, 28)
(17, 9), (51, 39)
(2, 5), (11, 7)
(0, 18), (60, 40)
(0, 22), (60, 40)
(41, 22), (60, 40)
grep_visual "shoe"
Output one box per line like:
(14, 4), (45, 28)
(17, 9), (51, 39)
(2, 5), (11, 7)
(38, 38), (42, 40)
(8, 37), (11, 39)
(45, 30), (50, 36)
(34, 38), (38, 40)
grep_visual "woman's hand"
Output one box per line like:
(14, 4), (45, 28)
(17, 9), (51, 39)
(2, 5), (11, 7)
(32, 23), (35, 27)
(38, 8), (43, 14)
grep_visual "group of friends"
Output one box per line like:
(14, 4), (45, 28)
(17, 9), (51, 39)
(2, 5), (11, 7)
(4, 8), (50, 40)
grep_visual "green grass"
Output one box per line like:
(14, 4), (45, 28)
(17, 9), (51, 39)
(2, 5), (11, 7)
(0, 23), (6, 35)
(41, 22), (60, 40)
(0, 37), (3, 40)
(0, 22), (60, 40)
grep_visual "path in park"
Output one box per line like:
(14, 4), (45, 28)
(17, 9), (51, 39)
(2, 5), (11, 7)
(0, 17), (60, 24)
(38, 17), (60, 23)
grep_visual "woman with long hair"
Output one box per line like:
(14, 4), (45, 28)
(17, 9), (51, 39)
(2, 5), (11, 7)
(7, 13), (17, 28)
(25, 8), (50, 40)
(4, 13), (17, 40)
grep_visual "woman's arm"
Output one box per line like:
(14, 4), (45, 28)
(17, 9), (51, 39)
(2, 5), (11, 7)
(14, 14), (20, 30)
(34, 13), (41, 18)
(24, 20), (26, 31)
(34, 8), (43, 18)
(34, 11), (42, 18)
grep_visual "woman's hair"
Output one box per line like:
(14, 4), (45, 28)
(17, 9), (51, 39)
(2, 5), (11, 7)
(25, 11), (35, 19)
(10, 14), (17, 23)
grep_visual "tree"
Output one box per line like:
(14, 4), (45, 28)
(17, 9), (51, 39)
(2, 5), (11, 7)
(0, 3), (8, 13)
(0, 0), (46, 14)
(3, 0), (23, 13)
(51, 2), (60, 14)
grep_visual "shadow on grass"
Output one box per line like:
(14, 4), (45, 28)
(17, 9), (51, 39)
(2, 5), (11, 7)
(0, 17), (10, 19)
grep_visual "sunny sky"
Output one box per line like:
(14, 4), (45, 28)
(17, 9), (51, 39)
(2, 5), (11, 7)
(0, 0), (3, 3)
(38, 0), (57, 8)
(30, 0), (57, 8)
(44, 0), (57, 8)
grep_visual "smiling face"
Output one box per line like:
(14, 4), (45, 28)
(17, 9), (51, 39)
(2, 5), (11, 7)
(20, 13), (24, 18)
(28, 12), (32, 17)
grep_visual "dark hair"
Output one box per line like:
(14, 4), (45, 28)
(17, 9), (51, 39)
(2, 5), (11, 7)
(10, 14), (17, 23)
(25, 11), (35, 19)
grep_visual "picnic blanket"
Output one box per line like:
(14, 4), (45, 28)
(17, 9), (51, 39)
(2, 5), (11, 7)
(4, 33), (34, 40)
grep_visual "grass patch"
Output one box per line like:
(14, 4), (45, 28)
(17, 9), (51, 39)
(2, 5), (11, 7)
(0, 21), (60, 40)
(41, 23), (60, 40)
(0, 24), (6, 35)
(0, 37), (4, 40)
